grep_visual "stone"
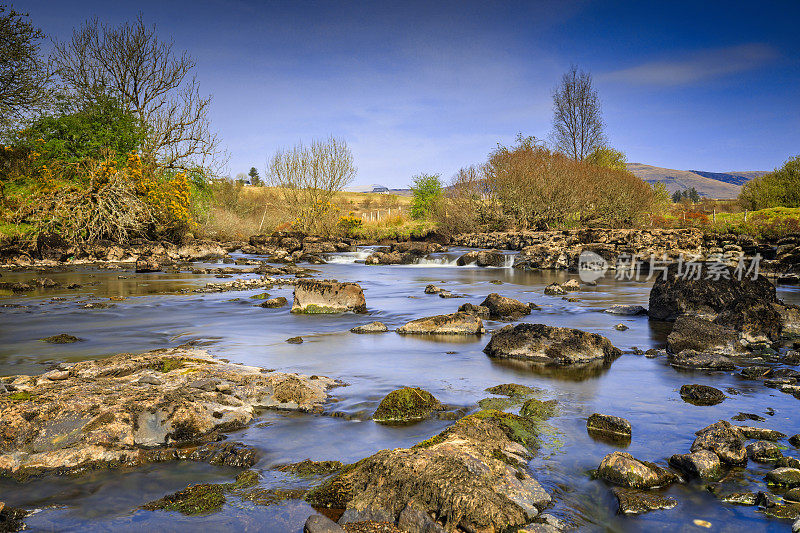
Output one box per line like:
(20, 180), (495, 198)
(736, 426), (786, 441)
(292, 279), (367, 314)
(778, 457), (800, 470)
(613, 488), (677, 515)
(604, 304), (648, 316)
(372, 387), (441, 423)
(305, 410), (551, 532)
(680, 384), (725, 406)
(41, 334), (82, 344)
(691, 420), (747, 465)
(43, 370), (70, 381)
(286, 336), (304, 344)
(275, 459), (343, 476)
(746, 440), (783, 463)
(424, 284), (444, 294)
(766, 467), (800, 487)
(667, 350), (735, 371)
(596, 452), (676, 489)
(648, 263), (777, 321)
(0, 347), (335, 477)
(587, 413), (632, 440)
(397, 502), (447, 533)
(304, 514), (345, 533)
(457, 302), (490, 318)
(791, 434), (800, 447)
(397, 312), (485, 335)
(350, 321), (389, 334)
(668, 451), (723, 480)
(259, 296), (287, 308)
(135, 255), (161, 273)
(739, 366), (771, 379)
(719, 492), (757, 505)
(614, 323), (628, 331)
(484, 323), (622, 367)
(562, 279), (581, 292)
(667, 316), (740, 355)
(479, 293), (532, 319)
(543, 283), (566, 296)
(485, 383), (541, 397)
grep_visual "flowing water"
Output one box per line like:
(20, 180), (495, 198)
(1, 247), (798, 532)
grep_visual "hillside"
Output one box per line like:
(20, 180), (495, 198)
(627, 163), (767, 199)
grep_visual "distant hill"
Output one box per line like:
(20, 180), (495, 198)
(627, 163), (768, 199)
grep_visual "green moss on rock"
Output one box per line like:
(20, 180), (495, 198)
(142, 483), (226, 515)
(372, 387), (441, 423)
(520, 399), (558, 421)
(484, 383), (541, 397)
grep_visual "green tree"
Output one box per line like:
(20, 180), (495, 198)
(585, 146), (627, 172)
(0, 4), (52, 132)
(671, 190), (682, 203)
(248, 166), (261, 186)
(410, 173), (443, 219)
(739, 155), (800, 210)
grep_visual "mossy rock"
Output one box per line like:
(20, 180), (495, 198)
(249, 292), (272, 300)
(469, 409), (540, 450)
(275, 459), (343, 477)
(520, 398), (558, 421)
(477, 397), (517, 411)
(142, 483), (226, 515)
(373, 387), (441, 423)
(292, 304), (339, 314)
(484, 383), (541, 398)
(41, 334), (82, 343)
(5, 391), (34, 403)
(232, 470), (260, 489)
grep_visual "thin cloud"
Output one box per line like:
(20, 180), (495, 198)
(601, 43), (778, 85)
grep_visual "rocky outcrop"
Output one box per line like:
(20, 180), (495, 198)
(292, 279), (367, 313)
(305, 410), (551, 531)
(484, 324), (622, 367)
(596, 452), (677, 489)
(479, 293), (532, 320)
(0, 347), (335, 477)
(397, 312), (485, 335)
(666, 316), (742, 355)
(372, 387), (442, 423)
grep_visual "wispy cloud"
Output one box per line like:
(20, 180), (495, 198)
(601, 43), (778, 86)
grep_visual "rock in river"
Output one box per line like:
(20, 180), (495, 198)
(605, 305), (648, 316)
(484, 323), (622, 367)
(680, 384), (725, 406)
(259, 296), (287, 308)
(691, 420), (747, 465)
(667, 350), (735, 371)
(0, 347), (336, 477)
(350, 321), (389, 334)
(587, 413), (632, 441)
(747, 440), (783, 463)
(397, 312), (485, 335)
(596, 452), (677, 489)
(372, 387), (442, 424)
(291, 279), (367, 314)
(613, 488), (677, 515)
(40, 334), (82, 344)
(479, 293), (532, 319)
(305, 409), (551, 531)
(667, 316), (741, 355)
(668, 450), (723, 480)
(766, 467), (800, 487)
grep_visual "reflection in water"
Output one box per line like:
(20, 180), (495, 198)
(0, 248), (798, 532)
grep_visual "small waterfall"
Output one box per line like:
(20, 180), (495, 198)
(410, 255), (461, 267)
(324, 250), (374, 264)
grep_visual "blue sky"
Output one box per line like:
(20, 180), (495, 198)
(15, 0), (800, 187)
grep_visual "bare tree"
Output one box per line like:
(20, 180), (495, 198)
(51, 14), (219, 173)
(550, 65), (605, 161)
(266, 136), (356, 234)
(0, 5), (51, 132)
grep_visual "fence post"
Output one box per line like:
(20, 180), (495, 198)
(744, 209), (748, 222)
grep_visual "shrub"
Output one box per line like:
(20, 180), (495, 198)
(739, 155), (800, 210)
(410, 173), (442, 219)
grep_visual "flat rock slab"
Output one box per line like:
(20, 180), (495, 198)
(667, 350), (736, 371)
(292, 279), (366, 313)
(0, 347), (335, 476)
(680, 384), (725, 406)
(613, 488), (677, 515)
(397, 312), (485, 335)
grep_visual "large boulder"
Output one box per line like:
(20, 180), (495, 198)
(666, 316), (741, 355)
(649, 263), (777, 322)
(292, 279), (367, 314)
(484, 324), (622, 367)
(479, 293), (532, 320)
(668, 451), (723, 480)
(305, 410), (551, 531)
(691, 420), (747, 465)
(596, 452), (677, 489)
(397, 312), (485, 335)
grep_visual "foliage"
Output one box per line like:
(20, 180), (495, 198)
(585, 146), (627, 172)
(0, 4), (51, 131)
(248, 166), (261, 186)
(739, 155), (800, 210)
(266, 136), (356, 235)
(671, 187), (700, 203)
(550, 66), (605, 161)
(337, 213), (362, 232)
(409, 173), (442, 219)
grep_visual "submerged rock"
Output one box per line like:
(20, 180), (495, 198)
(668, 450), (723, 480)
(350, 321), (389, 334)
(747, 441), (783, 463)
(40, 334), (82, 344)
(667, 350), (735, 371)
(0, 347), (335, 477)
(275, 459), (344, 476)
(613, 487), (677, 515)
(737, 426), (786, 441)
(484, 323), (622, 367)
(142, 470), (259, 516)
(520, 398), (558, 420)
(586, 414), (632, 441)
(543, 283), (566, 296)
(680, 384), (725, 406)
(457, 302), (490, 318)
(605, 305), (647, 316)
(259, 296), (288, 308)
(485, 383), (541, 397)
(479, 293), (532, 320)
(596, 452), (677, 489)
(766, 467), (800, 487)
(397, 312), (485, 335)
(372, 387), (442, 424)
(292, 279), (367, 314)
(305, 410), (551, 531)
(304, 514), (345, 533)
(286, 336), (304, 344)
